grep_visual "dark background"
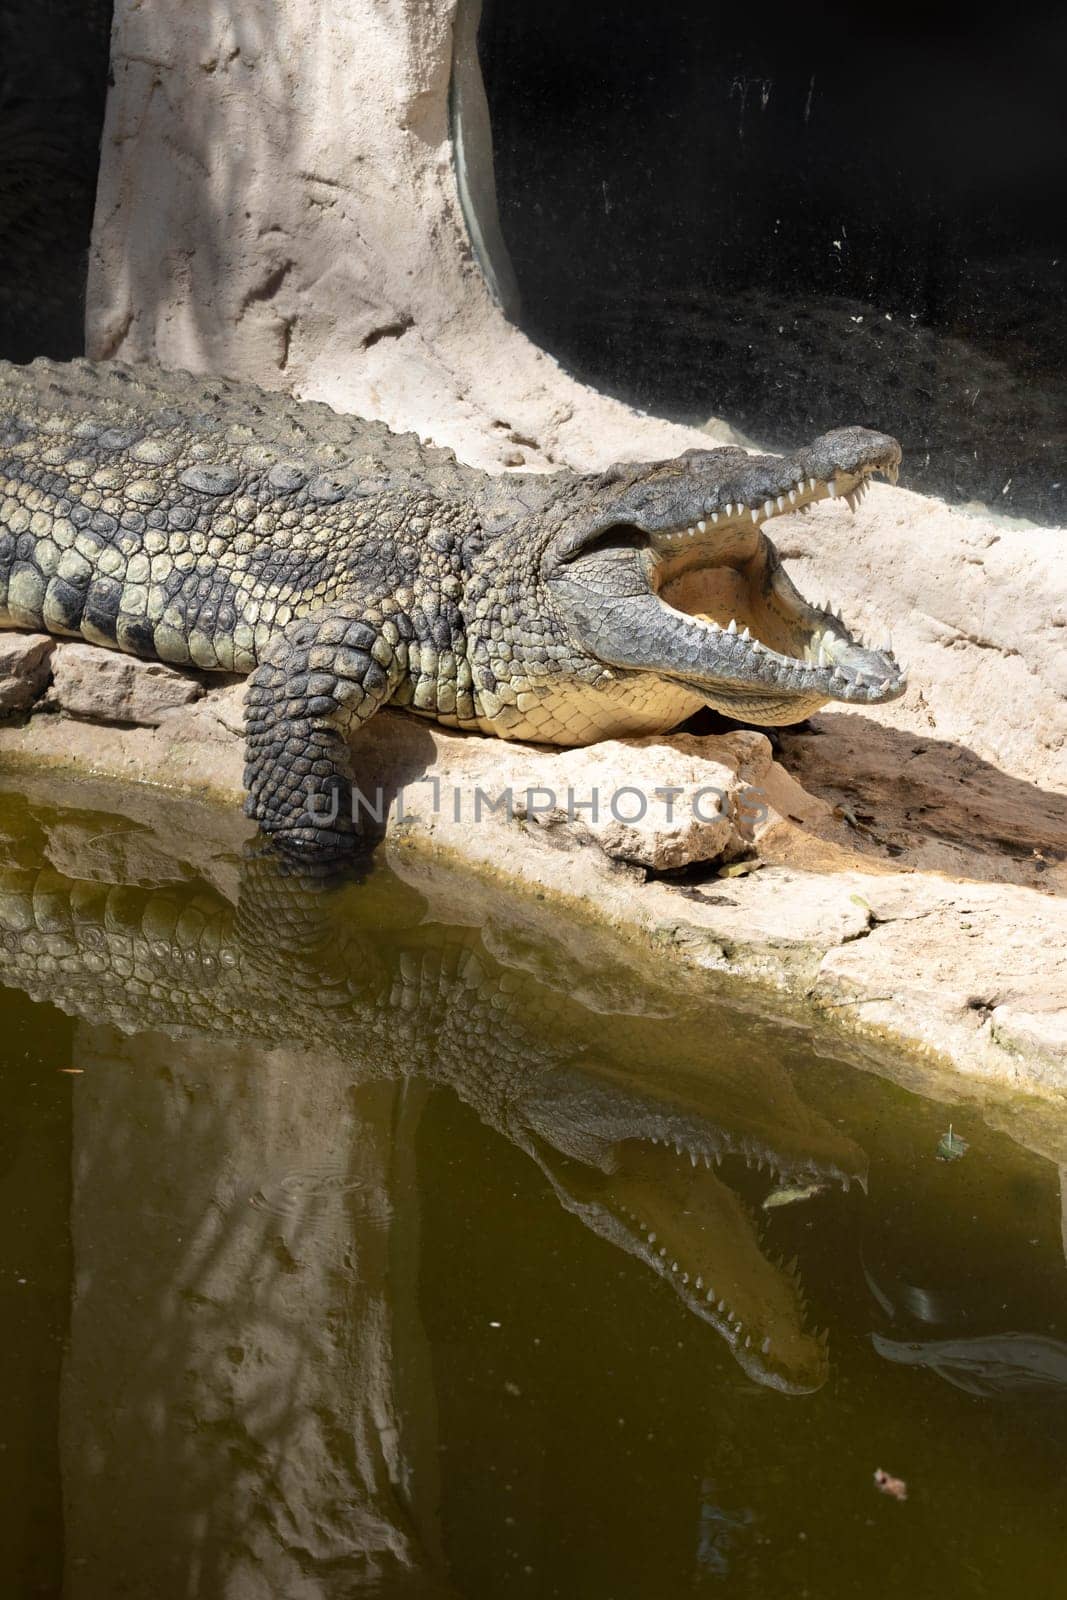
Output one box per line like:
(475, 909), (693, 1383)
(0, 0), (112, 364)
(479, 0), (1067, 522)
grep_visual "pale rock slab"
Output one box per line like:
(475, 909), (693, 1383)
(0, 632), (55, 713)
(51, 642), (204, 726)
(512, 731), (773, 871)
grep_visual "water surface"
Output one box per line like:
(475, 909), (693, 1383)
(0, 782), (1064, 1597)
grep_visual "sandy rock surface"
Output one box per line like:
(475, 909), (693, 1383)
(1, 660), (1064, 1093)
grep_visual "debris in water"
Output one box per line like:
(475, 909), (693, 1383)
(762, 1180), (827, 1211)
(873, 1468), (908, 1502)
(936, 1125), (969, 1163)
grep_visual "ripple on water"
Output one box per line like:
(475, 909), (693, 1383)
(246, 1165), (392, 1222)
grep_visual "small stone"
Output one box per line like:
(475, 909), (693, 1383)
(0, 632), (56, 713)
(51, 641), (204, 726)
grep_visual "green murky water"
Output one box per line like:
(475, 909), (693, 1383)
(0, 780), (1064, 1598)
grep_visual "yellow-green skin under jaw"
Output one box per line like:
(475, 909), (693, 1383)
(0, 358), (905, 854)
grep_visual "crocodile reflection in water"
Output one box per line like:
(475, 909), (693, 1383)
(0, 792), (866, 1394)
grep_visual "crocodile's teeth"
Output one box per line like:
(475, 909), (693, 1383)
(788, 488), (797, 503)
(777, 495), (786, 511)
(763, 499), (775, 518)
(711, 511), (719, 524)
(727, 618), (737, 634)
(697, 519), (706, 533)
(741, 625), (751, 641)
(750, 507), (760, 524)
(808, 477), (817, 491)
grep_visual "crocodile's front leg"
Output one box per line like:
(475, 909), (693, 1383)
(243, 604), (402, 855)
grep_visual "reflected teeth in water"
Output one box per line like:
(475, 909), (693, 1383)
(696, 1275), (703, 1290)
(762, 1337), (772, 1354)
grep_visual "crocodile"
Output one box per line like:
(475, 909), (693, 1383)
(0, 358), (905, 853)
(0, 782), (867, 1394)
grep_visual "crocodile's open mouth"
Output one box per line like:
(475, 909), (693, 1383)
(654, 452), (903, 717)
(551, 427), (907, 725)
(517, 1066), (867, 1394)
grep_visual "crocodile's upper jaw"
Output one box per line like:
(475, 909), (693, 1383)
(546, 427), (906, 726)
